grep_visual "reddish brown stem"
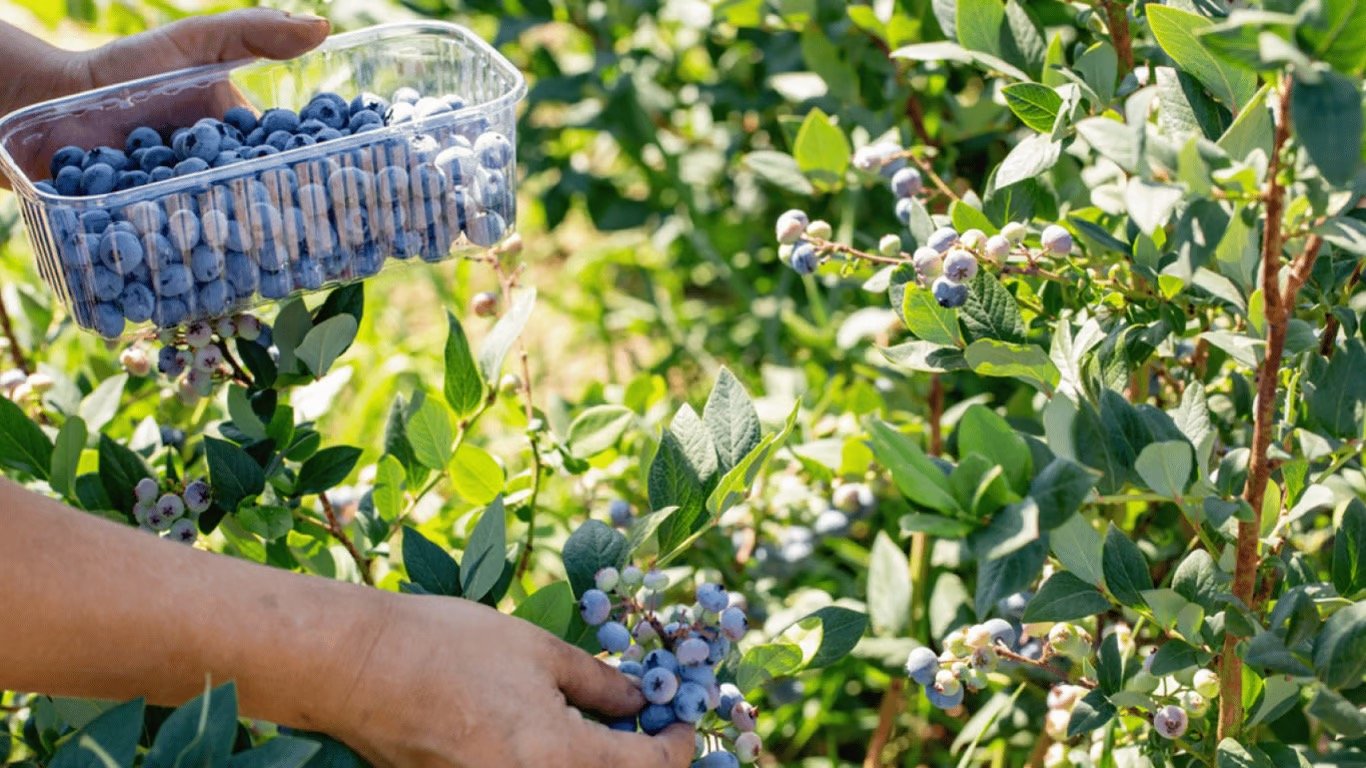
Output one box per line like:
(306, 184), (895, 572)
(1101, 0), (1135, 74)
(0, 290), (31, 375)
(1319, 258), (1363, 357)
(863, 678), (906, 768)
(320, 491), (374, 586)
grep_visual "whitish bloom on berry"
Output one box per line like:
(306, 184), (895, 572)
(595, 566), (620, 592)
(1178, 690), (1208, 717)
(912, 247), (943, 280)
(168, 518), (197, 544)
(805, 219), (833, 241)
(155, 493), (185, 522)
(720, 606), (748, 641)
(984, 234), (1011, 260)
(1042, 224), (1073, 255)
(1044, 708), (1071, 740)
(905, 646), (939, 686)
(934, 669), (961, 697)
(943, 628), (970, 657)
(731, 700), (758, 732)
(890, 167), (923, 199)
(927, 226), (959, 253)
(942, 248), (978, 283)
(1192, 668), (1219, 698)
(234, 315), (262, 341)
(852, 142), (900, 172)
(965, 624), (993, 650)
(1153, 704), (1189, 739)
(193, 345), (224, 373)
(790, 241), (819, 275)
(959, 229), (987, 251)
(215, 318), (237, 339)
(775, 209), (809, 244)
(185, 321), (214, 349)
(183, 480), (212, 514)
(134, 477), (160, 503)
(643, 570), (669, 591)
(621, 565), (644, 588)
(1047, 684), (1085, 711)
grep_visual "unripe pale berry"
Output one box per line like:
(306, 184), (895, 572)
(943, 628), (970, 657)
(1042, 224), (1073, 255)
(984, 234), (1012, 260)
(27, 373), (54, 393)
(734, 732), (762, 763)
(155, 493), (185, 521)
(1044, 708), (1071, 740)
(965, 624), (993, 650)
(696, 582), (728, 613)
(959, 229), (987, 251)
(643, 569), (669, 591)
(1001, 221), (1028, 243)
(168, 517), (197, 544)
(120, 347), (152, 377)
(183, 480), (211, 514)
(471, 291), (499, 317)
(774, 209), (809, 244)
(878, 234), (902, 259)
(621, 565), (644, 588)
(935, 669), (961, 697)
(1192, 668), (1219, 698)
(970, 646), (999, 672)
(214, 318), (236, 339)
(498, 373), (521, 395)
(185, 321), (214, 349)
(927, 226), (959, 253)
(731, 700), (758, 732)
(1047, 684), (1084, 711)
(1178, 689), (1208, 717)
(234, 314), (262, 342)
(981, 618), (1017, 647)
(913, 247), (943, 280)
(193, 345), (224, 373)
(595, 567), (620, 592)
(805, 219), (833, 241)
(720, 606), (748, 641)
(1044, 743), (1067, 768)
(1153, 704), (1189, 739)
(134, 477), (160, 503)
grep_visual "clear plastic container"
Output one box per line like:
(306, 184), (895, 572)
(0, 21), (526, 338)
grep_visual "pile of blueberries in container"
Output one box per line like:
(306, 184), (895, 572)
(36, 88), (515, 338)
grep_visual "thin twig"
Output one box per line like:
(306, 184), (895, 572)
(320, 491), (373, 586)
(1319, 258), (1362, 357)
(897, 151), (961, 203)
(217, 340), (253, 388)
(0, 290), (31, 375)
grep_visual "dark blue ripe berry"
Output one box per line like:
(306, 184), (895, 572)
(223, 106), (258, 135)
(932, 276), (969, 309)
(50, 146), (86, 178)
(125, 126), (163, 153)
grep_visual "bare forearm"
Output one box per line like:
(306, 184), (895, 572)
(0, 22), (84, 119)
(0, 478), (382, 730)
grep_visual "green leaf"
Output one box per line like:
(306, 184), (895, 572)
(1307, 338), (1366, 438)
(950, 200), (997, 235)
(450, 443), (504, 504)
(868, 531), (912, 637)
(1030, 457), (1097, 529)
(972, 499), (1040, 560)
(1334, 498), (1366, 598)
(49, 698), (144, 768)
(1002, 83), (1064, 133)
(965, 339), (1059, 392)
(296, 446), (362, 497)
(405, 392), (454, 471)
(1306, 687), (1366, 736)
(272, 299), (311, 376)
(1066, 688), (1115, 736)
(78, 373), (125, 434)
(900, 512), (975, 538)
(1051, 513), (1105, 587)
(891, 41), (1030, 82)
(478, 288), (536, 383)
(1299, 0), (1366, 75)
(993, 134), (1061, 191)
(460, 496), (508, 602)
(736, 642), (804, 694)
(1150, 639), (1208, 676)
(743, 151), (814, 195)
(866, 420), (958, 515)
(957, 406), (1032, 491)
(562, 520), (629, 598)
(295, 314), (358, 378)
(1313, 600), (1366, 689)
(50, 416), (87, 500)
(513, 581), (575, 639)
(900, 282), (963, 347)
(790, 607), (868, 668)
(144, 682), (237, 768)
(0, 395), (52, 479)
(313, 283), (364, 326)
(975, 539), (1046, 620)
(1075, 117), (1140, 173)
(1135, 440), (1194, 499)
(227, 385), (266, 441)
(881, 340), (969, 373)
(702, 403), (798, 524)
(1291, 69), (1364, 187)
(1216, 740), (1277, 768)
(226, 737), (321, 768)
(237, 505), (293, 541)
(1172, 548), (1228, 612)
(960, 273), (1026, 344)
(1097, 631), (1125, 694)
(702, 367), (762, 474)
(566, 405), (635, 459)
(1102, 523), (1153, 607)
(1024, 571), (1111, 622)
(236, 339), (277, 389)
(371, 455), (406, 523)
(792, 108), (851, 189)
(99, 435), (152, 514)
(402, 526), (459, 596)
(1219, 84), (1273, 160)
(1147, 5), (1257, 110)
(957, 0), (1019, 72)
(443, 312), (485, 418)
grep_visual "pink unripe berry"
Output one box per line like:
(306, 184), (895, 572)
(1153, 704), (1189, 739)
(234, 315), (262, 342)
(471, 292), (499, 317)
(775, 210), (809, 245)
(984, 234), (1012, 260)
(193, 345), (223, 373)
(185, 321), (214, 349)
(734, 732), (762, 763)
(120, 347), (152, 377)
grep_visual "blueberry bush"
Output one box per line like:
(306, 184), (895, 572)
(1, 0), (1364, 767)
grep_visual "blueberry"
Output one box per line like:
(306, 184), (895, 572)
(115, 170), (150, 190)
(297, 183), (329, 220)
(639, 704), (676, 736)
(414, 96), (452, 120)
(120, 282), (155, 323)
(707, 636), (730, 665)
(260, 109), (300, 136)
(349, 92), (389, 116)
(348, 110), (383, 133)
(174, 158), (209, 177)
(265, 130), (293, 151)
(315, 127), (344, 142)
(981, 618), (1017, 647)
(98, 230), (145, 274)
(932, 275), (969, 308)
(720, 606), (748, 641)
(166, 210), (201, 252)
(92, 266), (123, 302)
(190, 244), (223, 282)
(434, 145), (474, 186)
(905, 647), (940, 686)
(55, 165), (83, 196)
(672, 682), (710, 724)
(928, 226), (959, 253)
(696, 752), (740, 768)
(1042, 224), (1073, 255)
(167, 518), (197, 544)
(442, 94), (466, 110)
(245, 127), (267, 147)
(160, 425), (186, 449)
(696, 583), (728, 614)
(93, 303), (125, 337)
(139, 146), (176, 173)
(392, 87), (421, 105)
(182, 479), (212, 513)
(293, 258), (323, 290)
(618, 660), (645, 678)
(473, 169), (511, 213)
(156, 264), (193, 297)
(376, 166), (410, 207)
(200, 210), (230, 250)
(212, 152), (241, 167)
(125, 126), (163, 153)
(301, 96), (347, 130)
(34, 181), (58, 195)
(942, 248), (978, 282)
(258, 268), (293, 299)
(224, 251), (258, 296)
(597, 621), (632, 653)
(297, 119), (328, 137)
(641, 668), (680, 705)
(790, 240), (818, 275)
(223, 107), (258, 135)
(717, 684), (744, 722)
(386, 102), (415, 125)
(579, 589), (613, 625)
(78, 210), (110, 235)
(926, 682), (964, 710)
(149, 167), (175, 183)
(328, 167), (374, 209)
(891, 167), (923, 198)
(285, 134), (316, 150)
(50, 146), (86, 177)
(474, 132), (514, 170)
(144, 234), (176, 271)
(1153, 705), (1188, 739)
(466, 211), (505, 247)
(84, 147), (127, 172)
(245, 202), (284, 245)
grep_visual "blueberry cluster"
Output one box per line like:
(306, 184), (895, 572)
(36, 89), (516, 338)
(903, 618), (1018, 710)
(0, 370), (54, 404)
(578, 569), (761, 766)
(132, 475), (211, 543)
(747, 479), (877, 567)
(151, 314), (266, 405)
(911, 221), (1071, 308)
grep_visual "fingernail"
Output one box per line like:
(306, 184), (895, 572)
(282, 10), (328, 23)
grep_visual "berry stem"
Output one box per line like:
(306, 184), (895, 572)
(995, 645), (1097, 689)
(0, 288), (31, 376)
(319, 491), (373, 586)
(896, 150), (960, 203)
(217, 340), (253, 388)
(1317, 247), (1360, 357)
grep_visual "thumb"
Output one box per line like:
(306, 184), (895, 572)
(84, 9), (329, 87)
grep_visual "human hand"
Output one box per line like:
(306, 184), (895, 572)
(322, 593), (696, 768)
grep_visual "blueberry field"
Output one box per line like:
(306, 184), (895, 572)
(0, 0), (1363, 767)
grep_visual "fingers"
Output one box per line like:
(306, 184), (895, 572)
(568, 720), (696, 768)
(85, 9), (330, 87)
(549, 638), (646, 718)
